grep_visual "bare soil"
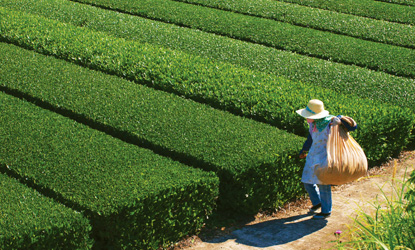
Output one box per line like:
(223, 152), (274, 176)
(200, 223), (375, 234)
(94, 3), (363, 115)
(170, 150), (415, 250)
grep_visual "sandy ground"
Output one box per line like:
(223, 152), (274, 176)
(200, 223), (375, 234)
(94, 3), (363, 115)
(174, 151), (415, 250)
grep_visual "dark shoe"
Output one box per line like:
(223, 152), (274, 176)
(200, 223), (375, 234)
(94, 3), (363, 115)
(313, 212), (331, 219)
(308, 203), (321, 213)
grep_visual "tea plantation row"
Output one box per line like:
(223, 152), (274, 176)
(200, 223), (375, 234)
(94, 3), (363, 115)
(67, 0), (415, 78)
(0, 86), (220, 249)
(2, 0), (414, 111)
(172, 0), (415, 48)
(376, 0), (415, 6)
(280, 0), (415, 24)
(0, 7), (413, 165)
(0, 40), (307, 248)
(0, 173), (92, 249)
(0, 40), (307, 212)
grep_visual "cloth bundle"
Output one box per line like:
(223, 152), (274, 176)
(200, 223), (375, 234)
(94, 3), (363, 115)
(317, 116), (368, 185)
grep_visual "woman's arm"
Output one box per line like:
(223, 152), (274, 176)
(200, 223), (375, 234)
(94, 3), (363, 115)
(337, 115), (358, 132)
(299, 133), (313, 158)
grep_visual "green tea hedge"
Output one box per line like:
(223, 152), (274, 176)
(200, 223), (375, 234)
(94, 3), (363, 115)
(377, 0), (415, 6)
(0, 91), (219, 249)
(3, 0), (414, 111)
(0, 41), (307, 215)
(172, 0), (415, 48)
(0, 173), (93, 250)
(5, 0), (414, 49)
(280, 0), (415, 25)
(0, 9), (413, 165)
(68, 0), (415, 78)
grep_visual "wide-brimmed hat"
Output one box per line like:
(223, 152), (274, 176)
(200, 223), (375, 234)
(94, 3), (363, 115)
(296, 99), (330, 119)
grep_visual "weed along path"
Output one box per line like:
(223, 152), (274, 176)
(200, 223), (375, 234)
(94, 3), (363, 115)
(178, 151), (415, 250)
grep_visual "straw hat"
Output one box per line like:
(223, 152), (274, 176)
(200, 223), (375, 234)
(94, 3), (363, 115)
(296, 99), (330, 119)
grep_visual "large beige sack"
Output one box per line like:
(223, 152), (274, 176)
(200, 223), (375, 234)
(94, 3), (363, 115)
(317, 116), (368, 185)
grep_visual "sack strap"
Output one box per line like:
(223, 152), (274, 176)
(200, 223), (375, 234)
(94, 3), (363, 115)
(340, 116), (356, 128)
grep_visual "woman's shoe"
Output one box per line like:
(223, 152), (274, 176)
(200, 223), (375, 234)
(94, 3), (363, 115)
(308, 203), (321, 213)
(313, 212), (331, 219)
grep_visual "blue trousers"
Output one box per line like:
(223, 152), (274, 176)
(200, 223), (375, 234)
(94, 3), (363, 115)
(304, 183), (332, 214)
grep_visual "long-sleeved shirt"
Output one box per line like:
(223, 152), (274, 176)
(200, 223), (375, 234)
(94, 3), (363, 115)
(299, 115), (357, 155)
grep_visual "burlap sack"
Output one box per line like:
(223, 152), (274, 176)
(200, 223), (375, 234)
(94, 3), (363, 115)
(316, 116), (368, 185)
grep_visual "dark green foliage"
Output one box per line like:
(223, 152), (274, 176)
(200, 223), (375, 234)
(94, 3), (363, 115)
(0, 10), (413, 165)
(66, 0), (415, 78)
(279, 0), (415, 25)
(0, 41), (306, 214)
(0, 92), (219, 249)
(0, 173), (93, 250)
(2, 0), (414, 112)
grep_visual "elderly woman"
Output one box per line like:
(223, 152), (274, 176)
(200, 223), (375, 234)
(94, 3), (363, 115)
(297, 99), (357, 219)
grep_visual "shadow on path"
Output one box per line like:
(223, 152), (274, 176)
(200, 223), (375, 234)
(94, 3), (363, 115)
(207, 213), (327, 248)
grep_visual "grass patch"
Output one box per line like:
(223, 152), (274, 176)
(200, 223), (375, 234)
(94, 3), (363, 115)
(332, 166), (415, 249)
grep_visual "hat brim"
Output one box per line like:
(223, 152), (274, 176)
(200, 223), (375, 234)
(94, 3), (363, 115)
(296, 109), (330, 119)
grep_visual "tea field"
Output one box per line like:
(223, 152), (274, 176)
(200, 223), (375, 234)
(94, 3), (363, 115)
(0, 0), (414, 249)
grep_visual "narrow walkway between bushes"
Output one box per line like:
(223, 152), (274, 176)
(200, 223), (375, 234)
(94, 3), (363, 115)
(178, 151), (415, 250)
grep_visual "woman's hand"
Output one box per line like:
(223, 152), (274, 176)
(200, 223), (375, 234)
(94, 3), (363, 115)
(330, 116), (341, 126)
(299, 152), (307, 159)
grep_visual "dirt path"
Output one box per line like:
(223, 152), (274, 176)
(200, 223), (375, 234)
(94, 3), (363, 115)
(176, 151), (415, 250)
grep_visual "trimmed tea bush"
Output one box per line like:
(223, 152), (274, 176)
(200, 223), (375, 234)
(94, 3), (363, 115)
(2, 0), (414, 111)
(0, 9), (413, 165)
(280, 0), (415, 25)
(377, 0), (415, 6)
(0, 41), (306, 214)
(0, 91), (219, 249)
(4, 0), (414, 49)
(0, 173), (93, 250)
(68, 0), (415, 78)
(172, 0), (415, 48)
